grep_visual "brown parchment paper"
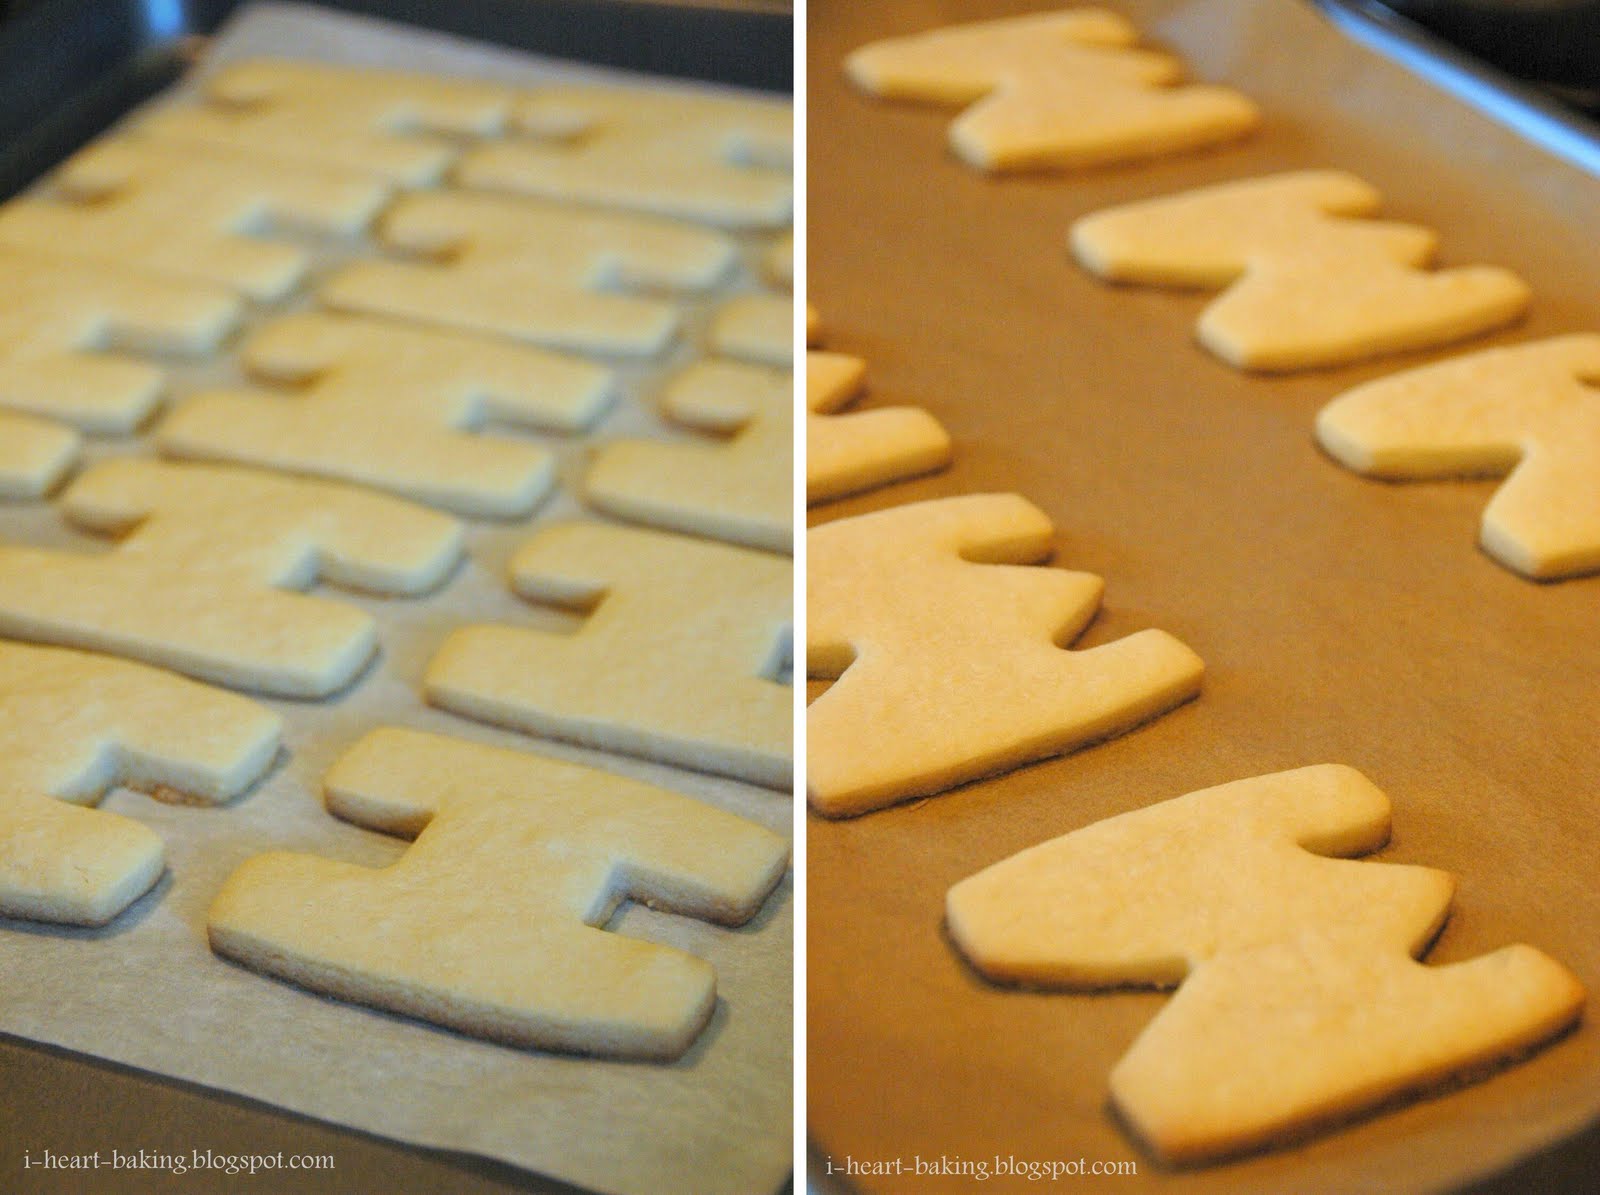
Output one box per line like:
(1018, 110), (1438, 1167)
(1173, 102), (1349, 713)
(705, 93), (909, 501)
(806, 1), (1600, 1191)
(0, 6), (792, 1195)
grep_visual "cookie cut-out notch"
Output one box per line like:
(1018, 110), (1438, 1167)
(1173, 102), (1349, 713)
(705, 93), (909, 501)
(0, 139), (390, 302)
(1317, 334), (1600, 580)
(948, 765), (1584, 1164)
(845, 9), (1259, 172)
(806, 348), (951, 504)
(808, 494), (1202, 816)
(138, 58), (513, 185)
(320, 191), (734, 358)
(426, 520), (791, 788)
(159, 311), (612, 519)
(0, 248), (240, 435)
(0, 413), (77, 500)
(0, 641), (280, 926)
(0, 458), (463, 698)
(458, 85), (792, 229)
(1071, 170), (1531, 371)
(584, 358), (791, 553)
(209, 726), (787, 1059)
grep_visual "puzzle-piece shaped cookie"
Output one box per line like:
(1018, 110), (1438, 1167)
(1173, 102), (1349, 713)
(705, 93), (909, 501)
(584, 359), (790, 553)
(845, 10), (1259, 172)
(158, 312), (612, 518)
(0, 641), (279, 925)
(948, 766), (1584, 1163)
(0, 459), (462, 698)
(0, 140), (390, 301)
(139, 59), (513, 185)
(0, 249), (240, 434)
(1071, 170), (1530, 371)
(0, 413), (77, 499)
(321, 191), (731, 357)
(210, 726), (787, 1058)
(458, 85), (792, 228)
(708, 293), (792, 367)
(1317, 334), (1600, 580)
(806, 349), (950, 504)
(426, 521), (791, 788)
(808, 494), (1202, 815)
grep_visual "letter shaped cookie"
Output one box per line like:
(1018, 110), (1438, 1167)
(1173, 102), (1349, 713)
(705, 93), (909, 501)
(0, 641), (280, 926)
(209, 727), (788, 1059)
(0, 249), (239, 433)
(808, 494), (1202, 816)
(948, 766), (1585, 1163)
(320, 191), (734, 357)
(0, 459), (462, 698)
(159, 312), (612, 518)
(459, 85), (792, 228)
(0, 413), (77, 499)
(806, 349), (951, 504)
(584, 359), (791, 553)
(138, 59), (512, 185)
(0, 140), (390, 301)
(845, 10), (1259, 172)
(426, 521), (791, 788)
(1071, 170), (1530, 371)
(1317, 334), (1600, 580)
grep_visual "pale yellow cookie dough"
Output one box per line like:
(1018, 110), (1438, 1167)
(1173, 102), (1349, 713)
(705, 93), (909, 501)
(806, 348), (951, 504)
(0, 641), (279, 926)
(426, 520), (791, 788)
(1317, 334), (1600, 580)
(584, 358), (790, 553)
(0, 459), (463, 698)
(1071, 170), (1531, 371)
(846, 10), (1259, 172)
(707, 292), (793, 368)
(210, 726), (788, 1058)
(808, 494), (1202, 816)
(0, 413), (77, 500)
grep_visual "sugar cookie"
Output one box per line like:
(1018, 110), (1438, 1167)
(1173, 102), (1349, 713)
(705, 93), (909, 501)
(808, 494), (1202, 816)
(806, 349), (951, 504)
(209, 726), (787, 1059)
(0, 249), (239, 434)
(1071, 170), (1530, 371)
(321, 191), (733, 357)
(426, 521), (791, 788)
(948, 766), (1584, 1163)
(0, 459), (462, 698)
(158, 312), (612, 518)
(766, 233), (794, 288)
(1317, 334), (1600, 580)
(0, 641), (280, 926)
(458, 85), (792, 228)
(845, 10), (1259, 173)
(138, 59), (512, 185)
(0, 139), (390, 301)
(0, 413), (77, 500)
(584, 358), (790, 552)
(708, 293), (792, 367)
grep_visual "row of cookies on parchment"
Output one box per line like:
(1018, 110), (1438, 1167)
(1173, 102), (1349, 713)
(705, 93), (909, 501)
(809, 7), (1586, 1165)
(0, 58), (796, 1061)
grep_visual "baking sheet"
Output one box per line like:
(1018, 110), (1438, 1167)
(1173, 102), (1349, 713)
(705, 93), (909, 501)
(0, 6), (792, 1195)
(806, 0), (1598, 1191)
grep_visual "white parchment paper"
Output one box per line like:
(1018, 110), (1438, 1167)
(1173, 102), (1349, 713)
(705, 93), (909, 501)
(0, 6), (793, 1195)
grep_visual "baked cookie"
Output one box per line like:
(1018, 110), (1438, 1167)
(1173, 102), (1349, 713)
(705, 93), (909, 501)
(1071, 170), (1530, 371)
(808, 494), (1202, 815)
(806, 348), (951, 504)
(0, 641), (279, 926)
(0, 413), (77, 500)
(159, 311), (612, 518)
(209, 726), (787, 1059)
(0, 459), (462, 697)
(846, 9), (1258, 172)
(948, 766), (1584, 1163)
(708, 293), (793, 368)
(1317, 334), (1600, 580)
(584, 358), (790, 552)
(426, 521), (791, 788)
